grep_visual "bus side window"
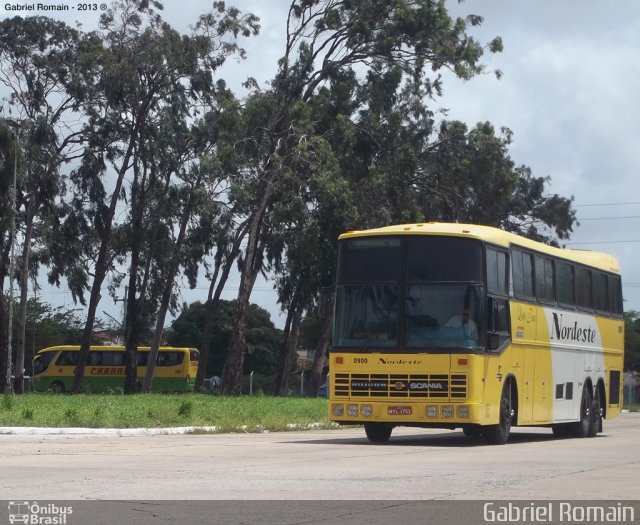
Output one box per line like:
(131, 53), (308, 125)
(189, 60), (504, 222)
(576, 267), (593, 311)
(158, 352), (183, 366)
(487, 297), (510, 351)
(512, 249), (534, 299)
(608, 275), (622, 316)
(487, 247), (508, 294)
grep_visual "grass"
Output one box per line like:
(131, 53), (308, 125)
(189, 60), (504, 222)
(2, 394), (637, 432)
(0, 394), (333, 433)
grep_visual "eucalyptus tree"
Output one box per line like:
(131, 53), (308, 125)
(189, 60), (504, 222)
(221, 0), (501, 395)
(140, 138), (233, 393)
(266, 17), (576, 396)
(66, 0), (258, 393)
(268, 76), (423, 394)
(423, 120), (576, 242)
(0, 17), (93, 392)
(0, 123), (16, 392)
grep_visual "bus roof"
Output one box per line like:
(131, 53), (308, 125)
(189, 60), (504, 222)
(339, 222), (621, 274)
(36, 345), (195, 353)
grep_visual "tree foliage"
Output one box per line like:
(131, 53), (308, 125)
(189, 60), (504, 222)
(169, 300), (282, 379)
(0, 0), (586, 396)
(624, 311), (640, 372)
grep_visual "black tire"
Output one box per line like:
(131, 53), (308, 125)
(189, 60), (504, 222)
(588, 388), (602, 437)
(364, 423), (393, 443)
(50, 381), (65, 394)
(569, 385), (592, 438)
(483, 381), (514, 445)
(462, 424), (482, 437)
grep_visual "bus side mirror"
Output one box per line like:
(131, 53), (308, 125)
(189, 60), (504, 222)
(487, 333), (500, 351)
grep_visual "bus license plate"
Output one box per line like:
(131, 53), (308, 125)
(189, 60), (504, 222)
(387, 406), (411, 416)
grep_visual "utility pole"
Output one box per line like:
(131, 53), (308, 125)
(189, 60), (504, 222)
(112, 285), (127, 344)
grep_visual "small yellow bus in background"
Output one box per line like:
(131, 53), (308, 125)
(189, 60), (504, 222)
(329, 223), (624, 444)
(32, 345), (199, 393)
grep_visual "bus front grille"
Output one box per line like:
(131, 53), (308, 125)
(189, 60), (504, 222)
(333, 373), (467, 400)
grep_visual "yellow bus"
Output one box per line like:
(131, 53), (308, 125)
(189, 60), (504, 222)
(32, 345), (199, 393)
(329, 223), (624, 444)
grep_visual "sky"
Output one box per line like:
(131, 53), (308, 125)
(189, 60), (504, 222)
(2, 0), (640, 328)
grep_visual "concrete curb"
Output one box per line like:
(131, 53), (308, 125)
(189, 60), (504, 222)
(0, 422), (334, 436)
(0, 426), (219, 436)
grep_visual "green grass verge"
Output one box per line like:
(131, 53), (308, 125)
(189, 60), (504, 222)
(0, 394), (333, 433)
(3, 394), (637, 431)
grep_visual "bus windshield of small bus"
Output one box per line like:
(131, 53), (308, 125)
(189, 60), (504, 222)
(33, 351), (56, 375)
(333, 236), (484, 350)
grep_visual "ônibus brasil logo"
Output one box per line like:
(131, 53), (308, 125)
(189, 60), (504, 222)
(8, 501), (73, 525)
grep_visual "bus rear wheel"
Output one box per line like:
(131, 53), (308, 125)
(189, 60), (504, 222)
(588, 388), (603, 437)
(483, 381), (514, 445)
(364, 423), (393, 443)
(50, 381), (65, 394)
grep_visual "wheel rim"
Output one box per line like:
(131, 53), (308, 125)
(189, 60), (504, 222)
(581, 390), (591, 425)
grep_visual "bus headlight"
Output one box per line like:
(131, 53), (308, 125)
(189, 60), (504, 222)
(347, 404), (359, 417)
(441, 405), (454, 418)
(361, 405), (373, 417)
(457, 406), (470, 419)
(426, 406), (438, 418)
(332, 404), (344, 417)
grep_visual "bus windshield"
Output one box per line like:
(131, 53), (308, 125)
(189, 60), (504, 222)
(404, 283), (482, 348)
(333, 235), (484, 350)
(33, 351), (55, 375)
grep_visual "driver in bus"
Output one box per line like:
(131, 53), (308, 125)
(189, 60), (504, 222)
(445, 306), (479, 342)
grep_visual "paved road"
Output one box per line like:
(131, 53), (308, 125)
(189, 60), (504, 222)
(2, 412), (639, 502)
(3, 414), (639, 524)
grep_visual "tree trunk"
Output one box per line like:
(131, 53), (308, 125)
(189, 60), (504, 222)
(14, 198), (36, 393)
(123, 162), (145, 395)
(221, 178), (273, 395)
(308, 309), (333, 397)
(274, 303), (302, 396)
(0, 274), (8, 394)
(273, 304), (294, 396)
(72, 135), (139, 394)
(196, 219), (250, 390)
(142, 175), (201, 392)
(123, 257), (140, 394)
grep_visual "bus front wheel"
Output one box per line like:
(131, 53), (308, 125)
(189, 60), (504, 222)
(483, 381), (514, 445)
(50, 381), (65, 394)
(364, 423), (393, 443)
